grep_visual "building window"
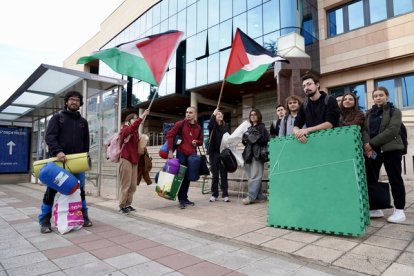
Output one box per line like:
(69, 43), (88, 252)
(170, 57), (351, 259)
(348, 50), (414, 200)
(327, 0), (414, 38)
(375, 74), (414, 108)
(329, 83), (367, 111)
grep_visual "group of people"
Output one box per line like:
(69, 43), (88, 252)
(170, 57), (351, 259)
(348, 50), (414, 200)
(268, 73), (406, 223)
(39, 74), (407, 233)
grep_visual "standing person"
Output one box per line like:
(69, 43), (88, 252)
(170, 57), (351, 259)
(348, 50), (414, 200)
(278, 95), (302, 136)
(118, 109), (149, 215)
(293, 73), (341, 143)
(241, 109), (270, 205)
(339, 92), (365, 128)
(39, 91), (92, 233)
(208, 109), (230, 202)
(362, 87), (406, 223)
(167, 106), (203, 209)
(269, 104), (286, 138)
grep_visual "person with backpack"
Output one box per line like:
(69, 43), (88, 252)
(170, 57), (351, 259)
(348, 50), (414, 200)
(293, 72), (341, 143)
(118, 109), (150, 215)
(208, 109), (230, 203)
(362, 86), (407, 223)
(39, 91), (92, 233)
(269, 104), (286, 138)
(166, 106), (203, 209)
(278, 95), (302, 137)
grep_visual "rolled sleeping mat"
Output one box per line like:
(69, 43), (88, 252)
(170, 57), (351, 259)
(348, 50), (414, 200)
(38, 162), (80, 195)
(33, 152), (91, 178)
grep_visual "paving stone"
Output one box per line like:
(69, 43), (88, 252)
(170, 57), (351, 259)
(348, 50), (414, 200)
(261, 238), (306, 253)
(6, 260), (60, 276)
(137, 245), (180, 260)
(0, 242), (38, 259)
(234, 232), (275, 245)
(28, 233), (73, 250)
(294, 244), (344, 264)
(184, 244), (229, 261)
(364, 235), (410, 250)
(52, 252), (100, 270)
(42, 271), (67, 276)
(178, 261), (234, 276)
(123, 238), (161, 251)
(283, 231), (323, 243)
(63, 260), (116, 276)
(1, 251), (47, 269)
(104, 252), (149, 269)
(109, 233), (146, 245)
(237, 256), (302, 275)
(254, 227), (292, 238)
(209, 251), (263, 270)
(65, 232), (103, 244)
(375, 227), (414, 241)
(90, 244), (132, 260)
(42, 245), (85, 259)
(157, 252), (204, 270)
(350, 243), (400, 262)
(313, 236), (358, 252)
(382, 263), (414, 276)
(407, 241), (414, 253)
(121, 260), (174, 275)
(333, 253), (390, 275)
(78, 238), (117, 251)
(96, 229), (129, 238)
(396, 251), (414, 266)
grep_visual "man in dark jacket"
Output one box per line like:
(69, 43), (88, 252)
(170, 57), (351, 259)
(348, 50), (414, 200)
(39, 91), (92, 233)
(293, 73), (340, 143)
(208, 109), (230, 202)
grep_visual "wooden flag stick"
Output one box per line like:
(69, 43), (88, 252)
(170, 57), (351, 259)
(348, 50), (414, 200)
(216, 80), (226, 109)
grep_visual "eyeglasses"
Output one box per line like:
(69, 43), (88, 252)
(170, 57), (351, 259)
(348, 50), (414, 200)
(68, 97), (81, 103)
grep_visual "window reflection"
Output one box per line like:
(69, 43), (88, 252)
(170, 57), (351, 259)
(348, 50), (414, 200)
(328, 8), (344, 37)
(166, 69), (176, 94)
(177, 9), (186, 37)
(369, 0), (387, 23)
(220, 49), (231, 79)
(248, 0), (262, 9)
(376, 79), (397, 106)
(196, 58), (208, 86)
(219, 20), (232, 50)
(208, 53), (220, 83)
(233, 12), (247, 36)
(187, 4), (196, 37)
(402, 75), (414, 107)
(195, 31), (208, 58)
(197, 0), (207, 32)
(280, 0), (296, 36)
(234, 0), (247, 16)
(393, 0), (413, 15)
(220, 0), (232, 22)
(208, 0), (220, 27)
(186, 61), (196, 89)
(208, 25), (220, 54)
(169, 0), (177, 16)
(248, 6), (263, 38)
(263, 0), (279, 34)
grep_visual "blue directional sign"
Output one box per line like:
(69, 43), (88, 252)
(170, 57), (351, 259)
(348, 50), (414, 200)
(0, 126), (31, 173)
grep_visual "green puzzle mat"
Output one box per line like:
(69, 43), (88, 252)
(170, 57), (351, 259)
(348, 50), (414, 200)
(268, 126), (370, 236)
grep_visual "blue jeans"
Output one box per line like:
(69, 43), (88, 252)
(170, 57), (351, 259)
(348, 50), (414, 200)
(245, 159), (264, 201)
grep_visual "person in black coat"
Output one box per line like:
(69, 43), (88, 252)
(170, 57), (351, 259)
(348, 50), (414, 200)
(208, 109), (230, 202)
(242, 109), (269, 205)
(39, 91), (92, 233)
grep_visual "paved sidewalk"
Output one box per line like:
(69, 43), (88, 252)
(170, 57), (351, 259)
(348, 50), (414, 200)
(1, 183), (353, 276)
(1, 180), (414, 275)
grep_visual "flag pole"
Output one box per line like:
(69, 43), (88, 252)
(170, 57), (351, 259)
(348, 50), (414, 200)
(140, 86), (158, 129)
(216, 80), (226, 109)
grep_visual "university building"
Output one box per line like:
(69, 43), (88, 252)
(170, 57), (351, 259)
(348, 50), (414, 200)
(61, 0), (414, 180)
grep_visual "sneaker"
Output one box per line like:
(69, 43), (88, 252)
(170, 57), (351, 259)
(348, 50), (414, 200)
(209, 196), (217, 202)
(223, 197), (230, 202)
(179, 202), (186, 209)
(83, 218), (93, 227)
(40, 224), (52, 234)
(119, 207), (130, 215)
(183, 199), (195, 206)
(126, 206), (136, 212)
(387, 209), (406, 223)
(242, 197), (251, 205)
(370, 209), (384, 218)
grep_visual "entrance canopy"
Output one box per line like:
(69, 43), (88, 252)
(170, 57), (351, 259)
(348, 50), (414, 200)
(0, 64), (127, 126)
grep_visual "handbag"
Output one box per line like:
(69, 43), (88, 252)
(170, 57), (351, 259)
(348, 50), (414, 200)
(198, 146), (210, 176)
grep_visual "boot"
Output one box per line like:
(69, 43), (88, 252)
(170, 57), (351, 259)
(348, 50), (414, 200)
(40, 212), (52, 233)
(82, 209), (93, 227)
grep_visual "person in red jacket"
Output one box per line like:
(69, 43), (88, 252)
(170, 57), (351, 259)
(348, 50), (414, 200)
(166, 106), (203, 209)
(118, 109), (149, 214)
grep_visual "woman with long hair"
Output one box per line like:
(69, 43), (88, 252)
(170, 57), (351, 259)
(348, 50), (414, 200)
(362, 87), (406, 223)
(339, 92), (365, 128)
(241, 109), (269, 205)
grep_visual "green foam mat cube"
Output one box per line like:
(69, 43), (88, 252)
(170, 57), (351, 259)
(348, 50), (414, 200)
(267, 126), (370, 236)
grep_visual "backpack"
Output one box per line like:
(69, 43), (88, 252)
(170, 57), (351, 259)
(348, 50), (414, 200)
(390, 108), (408, 155)
(106, 132), (131, 163)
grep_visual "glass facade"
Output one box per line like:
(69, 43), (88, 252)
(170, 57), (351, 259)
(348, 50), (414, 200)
(328, 0), (414, 38)
(329, 83), (367, 111)
(376, 74), (414, 108)
(99, 0), (319, 102)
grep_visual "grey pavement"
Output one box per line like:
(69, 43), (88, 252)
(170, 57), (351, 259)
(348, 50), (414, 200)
(0, 180), (413, 275)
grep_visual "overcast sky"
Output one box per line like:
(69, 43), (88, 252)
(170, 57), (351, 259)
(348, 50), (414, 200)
(0, 0), (124, 106)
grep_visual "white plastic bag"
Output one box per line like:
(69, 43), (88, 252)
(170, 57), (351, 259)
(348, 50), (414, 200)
(53, 189), (84, 234)
(220, 120), (250, 166)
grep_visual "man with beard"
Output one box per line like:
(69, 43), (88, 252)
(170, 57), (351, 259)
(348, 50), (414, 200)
(278, 95), (302, 137)
(38, 91), (92, 233)
(293, 73), (340, 143)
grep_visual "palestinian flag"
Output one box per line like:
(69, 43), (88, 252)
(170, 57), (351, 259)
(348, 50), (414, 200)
(224, 28), (289, 84)
(77, 30), (184, 86)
